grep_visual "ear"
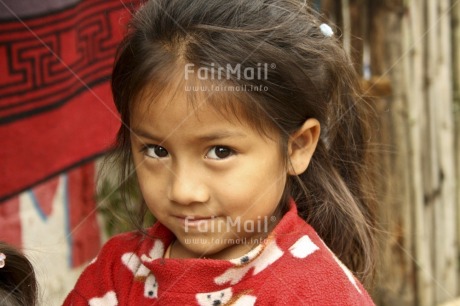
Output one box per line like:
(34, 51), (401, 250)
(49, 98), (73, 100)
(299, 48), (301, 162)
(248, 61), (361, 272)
(287, 118), (320, 175)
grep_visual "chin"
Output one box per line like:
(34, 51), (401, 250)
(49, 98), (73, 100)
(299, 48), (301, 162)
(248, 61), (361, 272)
(188, 244), (224, 258)
(177, 238), (227, 259)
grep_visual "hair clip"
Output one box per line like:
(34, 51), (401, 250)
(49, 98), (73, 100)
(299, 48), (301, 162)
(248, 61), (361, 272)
(320, 23), (334, 37)
(0, 253), (5, 268)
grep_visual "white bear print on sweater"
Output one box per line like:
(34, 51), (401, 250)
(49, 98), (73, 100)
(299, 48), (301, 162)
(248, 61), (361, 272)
(196, 288), (256, 306)
(88, 291), (118, 306)
(121, 239), (164, 299)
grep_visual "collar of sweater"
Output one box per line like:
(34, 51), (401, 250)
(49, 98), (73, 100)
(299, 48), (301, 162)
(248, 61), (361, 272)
(134, 200), (313, 294)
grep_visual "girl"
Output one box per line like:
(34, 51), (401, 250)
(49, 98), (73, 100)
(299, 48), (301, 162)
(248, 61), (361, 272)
(0, 242), (38, 306)
(65, 0), (376, 304)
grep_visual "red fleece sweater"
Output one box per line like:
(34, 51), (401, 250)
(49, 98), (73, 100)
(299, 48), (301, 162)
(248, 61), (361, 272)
(64, 203), (375, 305)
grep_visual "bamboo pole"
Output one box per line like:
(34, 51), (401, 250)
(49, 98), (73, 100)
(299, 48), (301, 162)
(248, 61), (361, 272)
(403, 0), (433, 305)
(425, 1), (443, 303)
(451, 0), (460, 298)
(432, 0), (458, 303)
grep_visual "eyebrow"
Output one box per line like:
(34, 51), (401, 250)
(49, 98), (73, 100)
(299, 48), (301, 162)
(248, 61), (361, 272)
(131, 128), (247, 143)
(131, 128), (162, 142)
(195, 131), (247, 142)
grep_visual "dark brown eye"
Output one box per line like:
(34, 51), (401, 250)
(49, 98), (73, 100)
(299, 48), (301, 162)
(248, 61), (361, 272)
(207, 146), (233, 160)
(145, 145), (169, 158)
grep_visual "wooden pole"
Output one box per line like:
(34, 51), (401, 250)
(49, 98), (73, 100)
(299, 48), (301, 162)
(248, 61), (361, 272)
(349, 0), (364, 74)
(342, 0), (351, 55)
(370, 1), (416, 305)
(451, 0), (460, 298)
(403, 0), (433, 305)
(432, 0), (458, 303)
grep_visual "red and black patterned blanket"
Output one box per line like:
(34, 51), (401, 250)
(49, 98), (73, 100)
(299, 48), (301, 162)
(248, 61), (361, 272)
(0, 0), (136, 201)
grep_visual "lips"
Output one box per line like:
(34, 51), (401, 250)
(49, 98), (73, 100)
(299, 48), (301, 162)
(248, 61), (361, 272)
(175, 215), (216, 220)
(174, 215), (217, 228)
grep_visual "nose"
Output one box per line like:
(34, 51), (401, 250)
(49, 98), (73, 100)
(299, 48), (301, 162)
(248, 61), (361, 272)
(167, 163), (209, 205)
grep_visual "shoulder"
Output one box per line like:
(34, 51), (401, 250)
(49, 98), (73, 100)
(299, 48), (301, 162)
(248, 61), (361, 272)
(63, 231), (146, 304)
(91, 230), (144, 264)
(77, 223), (168, 278)
(103, 230), (144, 252)
(76, 230), (146, 279)
(263, 218), (375, 305)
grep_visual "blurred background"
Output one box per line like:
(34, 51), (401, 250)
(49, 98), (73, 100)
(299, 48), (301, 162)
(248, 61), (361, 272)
(0, 0), (459, 305)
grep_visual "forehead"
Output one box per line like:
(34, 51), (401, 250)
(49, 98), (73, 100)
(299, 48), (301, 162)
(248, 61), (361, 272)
(132, 80), (245, 128)
(130, 72), (274, 134)
(129, 61), (280, 141)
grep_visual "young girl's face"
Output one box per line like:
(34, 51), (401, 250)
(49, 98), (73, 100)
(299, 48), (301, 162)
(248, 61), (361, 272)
(130, 86), (287, 260)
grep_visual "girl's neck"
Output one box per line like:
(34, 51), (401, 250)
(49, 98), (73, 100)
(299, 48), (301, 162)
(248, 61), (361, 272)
(167, 211), (282, 260)
(169, 234), (265, 260)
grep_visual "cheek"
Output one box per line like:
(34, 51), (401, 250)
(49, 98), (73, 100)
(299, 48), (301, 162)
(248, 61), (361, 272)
(225, 161), (286, 203)
(250, 157), (286, 189)
(139, 175), (161, 195)
(135, 166), (165, 206)
(139, 178), (167, 218)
